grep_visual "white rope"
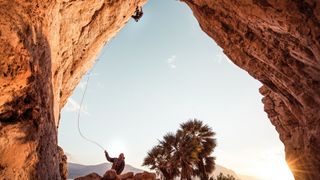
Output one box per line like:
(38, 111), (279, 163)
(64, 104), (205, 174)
(77, 60), (105, 151)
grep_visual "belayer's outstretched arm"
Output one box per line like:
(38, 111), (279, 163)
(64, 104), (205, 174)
(104, 150), (115, 163)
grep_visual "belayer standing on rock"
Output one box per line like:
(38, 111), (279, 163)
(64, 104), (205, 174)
(104, 150), (125, 175)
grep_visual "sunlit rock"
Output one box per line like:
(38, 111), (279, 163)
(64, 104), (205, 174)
(0, 0), (146, 179)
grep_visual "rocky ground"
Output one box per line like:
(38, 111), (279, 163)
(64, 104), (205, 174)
(75, 170), (156, 180)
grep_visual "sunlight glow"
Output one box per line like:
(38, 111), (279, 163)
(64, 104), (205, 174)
(250, 150), (294, 180)
(229, 147), (295, 180)
(254, 159), (294, 180)
(105, 140), (128, 158)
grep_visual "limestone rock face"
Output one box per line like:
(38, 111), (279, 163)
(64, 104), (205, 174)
(0, 0), (146, 179)
(58, 146), (68, 180)
(182, 0), (320, 179)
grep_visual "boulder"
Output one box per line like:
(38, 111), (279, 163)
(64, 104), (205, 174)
(134, 172), (156, 180)
(75, 172), (102, 180)
(102, 169), (120, 180)
(119, 172), (134, 179)
(74, 171), (156, 180)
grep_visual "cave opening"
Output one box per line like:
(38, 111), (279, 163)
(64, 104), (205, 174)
(58, 0), (293, 179)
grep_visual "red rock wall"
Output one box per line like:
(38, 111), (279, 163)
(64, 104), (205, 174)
(0, 0), (146, 179)
(182, 0), (320, 179)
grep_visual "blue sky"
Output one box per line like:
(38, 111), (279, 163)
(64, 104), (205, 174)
(58, 1), (293, 179)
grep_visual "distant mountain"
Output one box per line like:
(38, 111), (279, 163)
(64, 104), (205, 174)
(68, 162), (258, 180)
(237, 174), (260, 180)
(186, 164), (240, 180)
(212, 165), (239, 179)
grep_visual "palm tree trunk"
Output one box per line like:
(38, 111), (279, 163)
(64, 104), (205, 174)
(198, 160), (208, 180)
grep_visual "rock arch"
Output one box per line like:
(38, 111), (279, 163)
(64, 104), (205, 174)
(0, 0), (319, 179)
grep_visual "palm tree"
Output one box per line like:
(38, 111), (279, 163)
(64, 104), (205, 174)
(179, 119), (217, 180)
(143, 119), (216, 180)
(143, 132), (198, 180)
(174, 129), (200, 180)
(143, 133), (180, 180)
(216, 173), (237, 180)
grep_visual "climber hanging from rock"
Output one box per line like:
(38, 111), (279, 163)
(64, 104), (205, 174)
(104, 150), (125, 175)
(132, 6), (143, 22)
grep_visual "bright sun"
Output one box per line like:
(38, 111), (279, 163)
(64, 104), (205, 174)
(253, 157), (294, 180)
(105, 140), (128, 157)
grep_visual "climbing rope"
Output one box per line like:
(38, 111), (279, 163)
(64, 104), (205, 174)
(77, 59), (106, 151)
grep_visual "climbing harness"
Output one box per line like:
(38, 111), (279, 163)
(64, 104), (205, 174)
(77, 59), (106, 151)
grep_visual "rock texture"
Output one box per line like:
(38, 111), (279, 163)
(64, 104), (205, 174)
(182, 0), (320, 179)
(58, 146), (68, 180)
(118, 172), (134, 179)
(0, 0), (146, 179)
(133, 172), (156, 180)
(102, 170), (119, 180)
(1, 0), (319, 179)
(75, 172), (102, 180)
